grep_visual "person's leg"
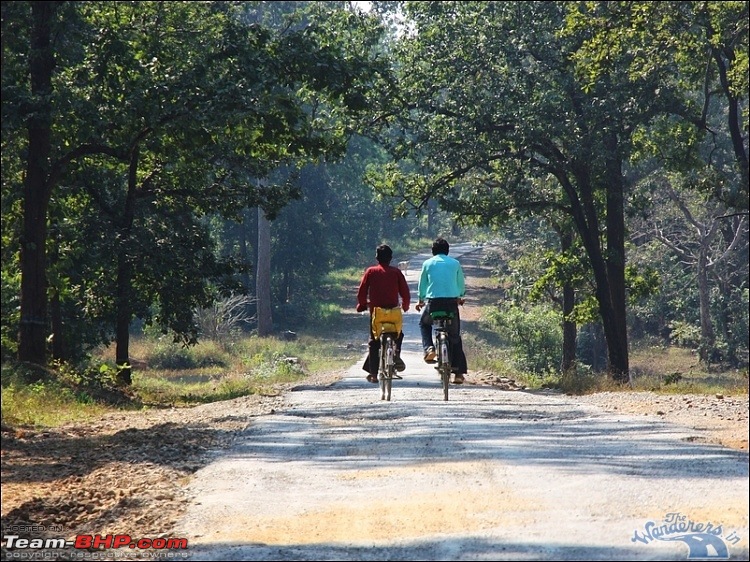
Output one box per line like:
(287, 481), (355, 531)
(446, 303), (468, 379)
(368, 338), (381, 371)
(364, 315), (380, 382)
(394, 331), (406, 371)
(420, 303), (436, 361)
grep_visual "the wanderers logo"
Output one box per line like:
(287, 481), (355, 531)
(632, 512), (742, 559)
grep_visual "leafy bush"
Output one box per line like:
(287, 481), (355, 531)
(669, 320), (702, 348)
(1, 376), (107, 427)
(485, 303), (562, 375)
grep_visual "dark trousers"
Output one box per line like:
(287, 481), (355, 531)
(362, 331), (404, 376)
(419, 298), (468, 375)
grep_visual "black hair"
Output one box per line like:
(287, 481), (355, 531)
(432, 238), (449, 256)
(376, 244), (393, 264)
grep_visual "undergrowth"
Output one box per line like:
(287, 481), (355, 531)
(1, 322), (365, 428)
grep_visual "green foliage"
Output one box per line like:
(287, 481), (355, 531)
(565, 0), (748, 209)
(485, 303), (563, 375)
(1, 380), (106, 427)
(625, 264), (660, 303)
(669, 321), (702, 348)
(630, 344), (748, 395)
(2, 0), (748, 386)
(1, 363), (110, 427)
(2, 0), (396, 365)
(128, 331), (357, 406)
(1, 267), (20, 357)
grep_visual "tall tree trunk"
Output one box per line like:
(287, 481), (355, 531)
(50, 288), (66, 361)
(114, 150), (140, 385)
(697, 248), (716, 365)
(239, 210), (254, 322)
(256, 207), (273, 336)
(560, 230), (577, 374)
(18, 2), (59, 371)
(427, 200), (437, 237)
(557, 169), (629, 382)
(604, 133), (629, 382)
(239, 212), (252, 293)
(115, 250), (133, 384)
(711, 44), (749, 207)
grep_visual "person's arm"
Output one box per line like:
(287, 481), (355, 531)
(457, 263), (466, 298)
(418, 262), (429, 302)
(356, 269), (370, 312)
(398, 271), (410, 311)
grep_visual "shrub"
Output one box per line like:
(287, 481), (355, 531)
(485, 303), (562, 374)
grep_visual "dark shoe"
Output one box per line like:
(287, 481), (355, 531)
(394, 354), (406, 372)
(453, 374), (465, 384)
(424, 347), (437, 363)
(366, 374), (378, 384)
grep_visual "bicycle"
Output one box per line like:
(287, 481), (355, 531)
(430, 310), (454, 401)
(371, 307), (404, 401)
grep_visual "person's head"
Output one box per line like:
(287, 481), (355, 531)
(432, 238), (449, 256)
(376, 244), (393, 265)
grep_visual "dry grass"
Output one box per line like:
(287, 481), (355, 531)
(629, 345), (748, 394)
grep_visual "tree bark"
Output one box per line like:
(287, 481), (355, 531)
(114, 150), (140, 385)
(50, 288), (67, 362)
(238, 210), (254, 322)
(710, 45), (749, 207)
(256, 207), (273, 336)
(18, 2), (59, 371)
(560, 230), (577, 374)
(557, 166), (629, 383)
(115, 250), (133, 385)
(603, 132), (629, 382)
(697, 242), (716, 364)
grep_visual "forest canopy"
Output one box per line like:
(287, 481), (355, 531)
(1, 1), (747, 385)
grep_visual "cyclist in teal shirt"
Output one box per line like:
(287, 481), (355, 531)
(415, 238), (468, 384)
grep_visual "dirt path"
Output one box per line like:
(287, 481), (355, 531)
(172, 244), (748, 560)
(175, 377), (748, 561)
(1, 243), (748, 561)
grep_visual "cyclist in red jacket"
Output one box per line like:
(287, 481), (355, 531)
(356, 244), (411, 383)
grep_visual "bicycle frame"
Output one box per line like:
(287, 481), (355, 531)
(378, 330), (402, 401)
(432, 315), (452, 401)
(371, 307), (403, 401)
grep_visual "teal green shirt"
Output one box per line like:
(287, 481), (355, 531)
(418, 254), (465, 301)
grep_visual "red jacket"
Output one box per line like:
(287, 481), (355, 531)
(356, 263), (410, 312)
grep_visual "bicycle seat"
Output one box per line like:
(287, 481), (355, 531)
(430, 310), (454, 320)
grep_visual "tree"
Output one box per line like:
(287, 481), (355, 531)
(647, 174), (748, 364)
(256, 206), (273, 336)
(363, 2), (670, 381)
(575, 1), (748, 364)
(5, 2), (62, 367)
(572, 1), (748, 211)
(2, 1), (388, 381)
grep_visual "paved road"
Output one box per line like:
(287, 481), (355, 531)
(174, 244), (749, 560)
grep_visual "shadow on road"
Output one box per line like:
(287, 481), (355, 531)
(236, 379), (749, 482)
(183, 534), (743, 561)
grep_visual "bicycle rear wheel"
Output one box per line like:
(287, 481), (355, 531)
(438, 333), (450, 401)
(380, 335), (394, 401)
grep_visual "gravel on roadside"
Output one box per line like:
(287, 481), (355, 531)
(2, 368), (747, 558)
